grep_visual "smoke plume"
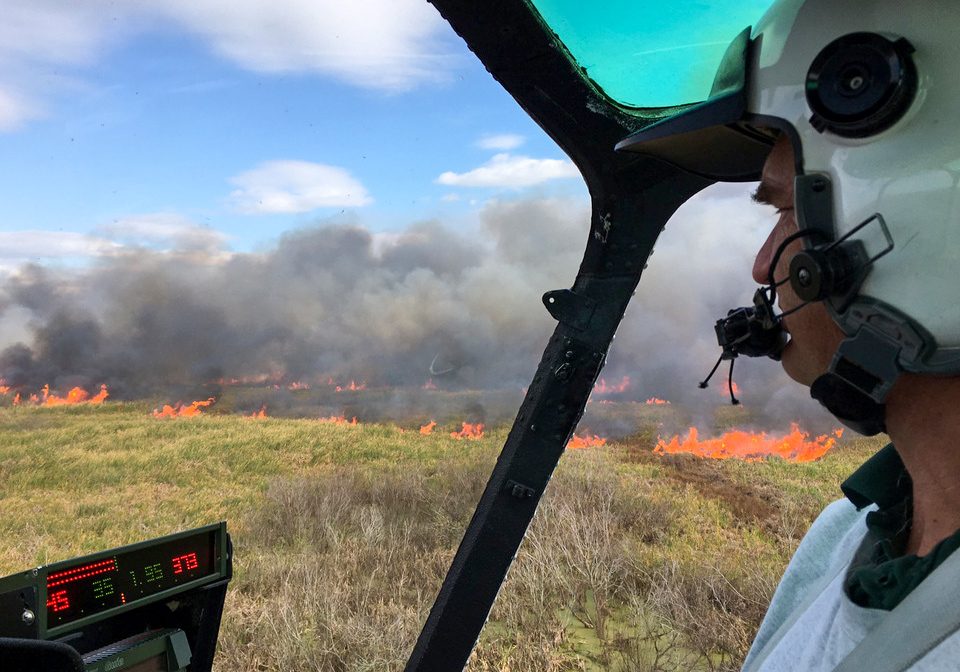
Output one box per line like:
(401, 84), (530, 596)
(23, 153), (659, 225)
(0, 185), (837, 430)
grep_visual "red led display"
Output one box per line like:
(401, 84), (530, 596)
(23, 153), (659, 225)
(47, 558), (117, 588)
(47, 590), (70, 613)
(171, 552), (198, 575)
(44, 529), (217, 629)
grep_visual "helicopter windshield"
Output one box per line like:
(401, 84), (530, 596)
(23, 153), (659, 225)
(527, 0), (776, 108)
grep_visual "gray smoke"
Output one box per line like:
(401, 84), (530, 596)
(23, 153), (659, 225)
(0, 185), (837, 431)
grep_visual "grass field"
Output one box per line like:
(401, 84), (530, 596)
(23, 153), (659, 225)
(0, 402), (886, 671)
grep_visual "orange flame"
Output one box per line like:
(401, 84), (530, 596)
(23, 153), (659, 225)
(654, 423), (842, 462)
(422, 379), (438, 390)
(568, 434), (607, 449)
(335, 380), (367, 392)
(318, 415), (359, 425)
(0, 385), (9, 395)
(246, 405), (268, 419)
(451, 422), (484, 439)
(39, 384), (109, 406)
(288, 381), (311, 391)
(153, 397), (216, 418)
(13, 393), (21, 406)
(721, 380), (741, 398)
(419, 421), (437, 435)
(645, 397), (670, 405)
(44, 387), (88, 406)
(594, 376), (631, 395)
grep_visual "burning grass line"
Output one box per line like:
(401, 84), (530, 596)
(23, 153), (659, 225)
(654, 424), (844, 463)
(593, 375), (631, 396)
(5, 384), (110, 407)
(334, 380), (367, 393)
(318, 415), (359, 426)
(450, 422), (484, 440)
(568, 434), (607, 449)
(152, 397), (217, 418)
(245, 405), (268, 419)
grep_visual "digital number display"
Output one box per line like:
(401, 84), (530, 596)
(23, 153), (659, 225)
(45, 531), (217, 628)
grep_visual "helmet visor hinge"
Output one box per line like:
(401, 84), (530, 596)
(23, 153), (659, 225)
(795, 173), (835, 239)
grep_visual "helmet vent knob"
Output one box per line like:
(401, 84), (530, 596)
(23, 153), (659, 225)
(806, 33), (917, 138)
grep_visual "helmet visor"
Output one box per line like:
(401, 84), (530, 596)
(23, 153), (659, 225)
(527, 0), (775, 108)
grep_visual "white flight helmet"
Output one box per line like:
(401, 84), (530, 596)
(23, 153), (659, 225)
(618, 0), (959, 434)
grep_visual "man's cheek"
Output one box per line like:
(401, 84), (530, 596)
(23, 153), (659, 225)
(779, 344), (806, 384)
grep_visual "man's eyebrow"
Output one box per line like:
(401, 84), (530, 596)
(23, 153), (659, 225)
(752, 182), (775, 206)
(753, 181), (794, 210)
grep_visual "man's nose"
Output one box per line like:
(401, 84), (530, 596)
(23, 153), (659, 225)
(752, 231), (776, 285)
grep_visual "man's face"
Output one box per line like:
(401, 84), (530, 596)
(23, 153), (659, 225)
(751, 136), (845, 386)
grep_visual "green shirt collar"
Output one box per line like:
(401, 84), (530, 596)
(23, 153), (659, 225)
(841, 443), (912, 511)
(840, 443), (960, 611)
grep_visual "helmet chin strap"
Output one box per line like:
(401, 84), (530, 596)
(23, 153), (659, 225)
(810, 371), (887, 436)
(811, 309), (917, 436)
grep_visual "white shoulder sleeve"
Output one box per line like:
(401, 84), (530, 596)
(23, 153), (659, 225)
(743, 498), (872, 669)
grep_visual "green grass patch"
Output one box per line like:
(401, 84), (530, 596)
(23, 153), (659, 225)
(0, 404), (885, 670)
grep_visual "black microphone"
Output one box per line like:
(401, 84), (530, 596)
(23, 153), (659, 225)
(715, 288), (788, 361)
(700, 288), (789, 404)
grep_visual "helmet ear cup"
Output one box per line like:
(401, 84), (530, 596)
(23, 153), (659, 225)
(806, 33), (917, 138)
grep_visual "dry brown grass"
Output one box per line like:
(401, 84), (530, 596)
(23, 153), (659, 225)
(0, 405), (886, 671)
(215, 444), (840, 671)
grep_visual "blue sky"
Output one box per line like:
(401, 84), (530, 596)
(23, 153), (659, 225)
(0, 1), (826, 422)
(0, 0), (587, 271)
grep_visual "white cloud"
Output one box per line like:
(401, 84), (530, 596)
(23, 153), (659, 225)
(441, 193), (461, 202)
(0, 230), (119, 262)
(0, 0), (459, 133)
(97, 213), (228, 251)
(476, 134), (524, 151)
(0, 88), (39, 132)
(157, 0), (456, 92)
(0, 2), (117, 130)
(1, 3), (111, 66)
(229, 160), (372, 214)
(436, 153), (581, 189)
